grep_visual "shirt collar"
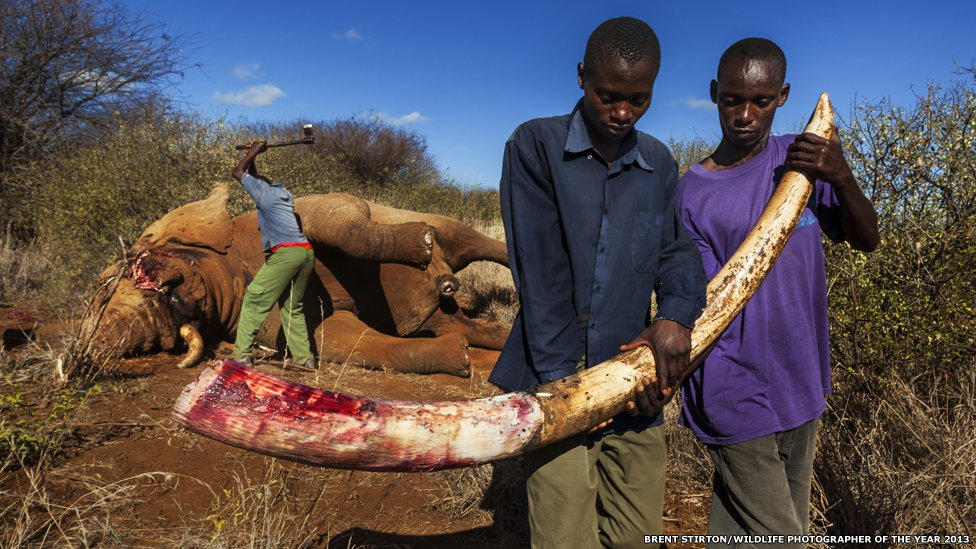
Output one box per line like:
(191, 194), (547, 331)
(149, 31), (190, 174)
(564, 100), (653, 172)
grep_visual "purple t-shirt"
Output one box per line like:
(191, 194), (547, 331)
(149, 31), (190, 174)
(675, 134), (842, 446)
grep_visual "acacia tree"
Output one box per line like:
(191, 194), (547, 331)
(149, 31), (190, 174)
(314, 117), (438, 190)
(816, 69), (976, 536)
(668, 136), (714, 176)
(0, 0), (186, 231)
(827, 70), (976, 387)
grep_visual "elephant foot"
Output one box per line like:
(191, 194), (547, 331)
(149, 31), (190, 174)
(428, 332), (470, 377)
(397, 222), (436, 270)
(468, 348), (500, 377)
(378, 332), (470, 377)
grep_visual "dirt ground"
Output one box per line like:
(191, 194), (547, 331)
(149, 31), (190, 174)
(0, 309), (708, 547)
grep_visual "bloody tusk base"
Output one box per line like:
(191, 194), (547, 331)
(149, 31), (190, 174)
(172, 359), (545, 471)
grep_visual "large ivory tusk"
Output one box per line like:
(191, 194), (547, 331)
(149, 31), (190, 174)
(175, 323), (204, 369)
(172, 94), (835, 471)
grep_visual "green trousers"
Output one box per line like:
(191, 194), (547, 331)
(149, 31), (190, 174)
(233, 246), (314, 363)
(524, 424), (667, 549)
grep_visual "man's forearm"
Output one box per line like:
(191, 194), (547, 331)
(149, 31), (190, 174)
(834, 175), (880, 252)
(231, 143), (264, 182)
(231, 155), (254, 181)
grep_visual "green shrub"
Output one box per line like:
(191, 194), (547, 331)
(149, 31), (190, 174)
(827, 75), (975, 392)
(24, 108), (236, 305)
(233, 119), (499, 224)
(817, 72), (976, 537)
(0, 384), (93, 469)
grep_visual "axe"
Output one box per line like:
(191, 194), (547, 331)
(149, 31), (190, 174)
(234, 124), (314, 150)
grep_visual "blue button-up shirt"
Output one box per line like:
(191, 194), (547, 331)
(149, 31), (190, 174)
(490, 102), (707, 429)
(241, 172), (309, 252)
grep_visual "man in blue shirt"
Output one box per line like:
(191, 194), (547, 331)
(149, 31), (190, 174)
(232, 140), (316, 370)
(489, 17), (707, 548)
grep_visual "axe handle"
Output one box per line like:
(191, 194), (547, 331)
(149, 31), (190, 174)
(234, 137), (314, 150)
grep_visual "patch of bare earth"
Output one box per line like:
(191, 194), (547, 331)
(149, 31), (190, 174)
(1, 316), (707, 547)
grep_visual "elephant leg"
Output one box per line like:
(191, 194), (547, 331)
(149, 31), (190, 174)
(420, 307), (509, 351)
(468, 348), (501, 376)
(365, 202), (508, 271)
(426, 218), (508, 272)
(296, 194), (435, 269)
(314, 311), (471, 377)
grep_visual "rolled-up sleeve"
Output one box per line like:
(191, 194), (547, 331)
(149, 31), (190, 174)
(500, 132), (583, 383)
(653, 161), (708, 329)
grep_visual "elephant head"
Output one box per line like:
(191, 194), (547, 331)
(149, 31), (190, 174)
(87, 184), (241, 365)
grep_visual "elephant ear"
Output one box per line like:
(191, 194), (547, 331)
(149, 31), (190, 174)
(132, 183), (234, 254)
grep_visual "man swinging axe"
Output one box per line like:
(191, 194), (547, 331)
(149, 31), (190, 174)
(231, 126), (317, 371)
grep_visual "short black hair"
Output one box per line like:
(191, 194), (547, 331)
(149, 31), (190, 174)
(718, 38), (787, 83)
(583, 17), (661, 76)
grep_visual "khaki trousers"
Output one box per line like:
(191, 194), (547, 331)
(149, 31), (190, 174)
(525, 424), (666, 549)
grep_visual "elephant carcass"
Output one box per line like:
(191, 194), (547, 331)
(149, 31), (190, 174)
(172, 94), (836, 471)
(87, 187), (510, 377)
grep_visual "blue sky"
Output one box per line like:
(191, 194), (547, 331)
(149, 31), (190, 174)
(125, 1), (974, 188)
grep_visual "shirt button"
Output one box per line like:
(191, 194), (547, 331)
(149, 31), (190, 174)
(595, 286), (602, 292)
(590, 322), (597, 329)
(599, 246), (606, 253)
(603, 208), (609, 214)
(587, 154), (593, 160)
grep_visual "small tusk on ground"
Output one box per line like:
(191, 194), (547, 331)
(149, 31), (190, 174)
(176, 323), (204, 369)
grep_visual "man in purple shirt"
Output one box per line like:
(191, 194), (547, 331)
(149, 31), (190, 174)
(675, 38), (879, 544)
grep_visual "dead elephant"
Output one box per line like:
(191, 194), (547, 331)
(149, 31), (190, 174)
(87, 183), (510, 376)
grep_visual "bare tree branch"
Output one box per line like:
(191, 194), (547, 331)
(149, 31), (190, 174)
(0, 0), (188, 233)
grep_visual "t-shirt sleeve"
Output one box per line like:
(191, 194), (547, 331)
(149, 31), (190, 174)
(814, 179), (845, 243)
(675, 182), (723, 280)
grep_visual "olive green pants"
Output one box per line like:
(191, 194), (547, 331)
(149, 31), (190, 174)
(524, 424), (667, 549)
(233, 246), (314, 363)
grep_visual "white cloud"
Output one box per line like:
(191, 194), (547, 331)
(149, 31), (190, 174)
(673, 96), (714, 110)
(213, 84), (286, 107)
(63, 69), (133, 91)
(332, 29), (363, 41)
(361, 111), (430, 126)
(232, 63), (262, 81)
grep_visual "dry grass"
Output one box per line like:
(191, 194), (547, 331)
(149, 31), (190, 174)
(0, 379), (151, 547)
(454, 221), (517, 328)
(2, 467), (214, 548)
(0, 228), (52, 304)
(814, 366), (976, 539)
(178, 457), (333, 548)
(427, 458), (529, 544)
(664, 396), (712, 533)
